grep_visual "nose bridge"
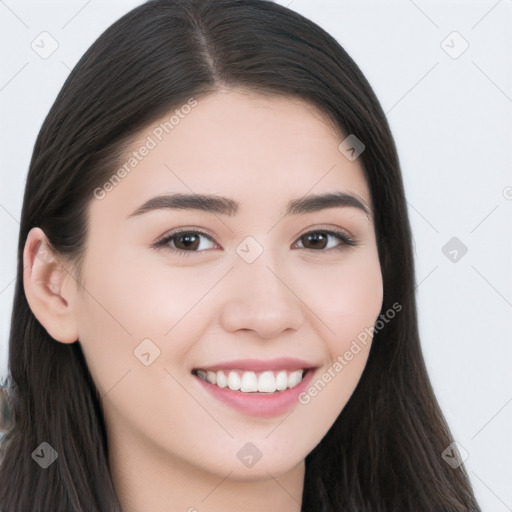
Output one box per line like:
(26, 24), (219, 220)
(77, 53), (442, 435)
(219, 240), (305, 338)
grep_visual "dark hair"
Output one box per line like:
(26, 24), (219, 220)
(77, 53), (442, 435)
(0, 0), (481, 510)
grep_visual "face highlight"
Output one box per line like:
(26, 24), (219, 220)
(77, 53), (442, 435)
(69, 89), (383, 497)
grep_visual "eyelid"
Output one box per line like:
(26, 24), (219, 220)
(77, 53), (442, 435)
(302, 224), (355, 241)
(152, 227), (218, 250)
(152, 224), (358, 254)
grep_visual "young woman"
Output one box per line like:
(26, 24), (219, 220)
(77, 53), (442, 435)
(0, 0), (481, 510)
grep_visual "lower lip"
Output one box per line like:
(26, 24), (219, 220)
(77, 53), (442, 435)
(193, 369), (315, 418)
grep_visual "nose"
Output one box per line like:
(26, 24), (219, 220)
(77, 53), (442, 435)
(219, 254), (305, 340)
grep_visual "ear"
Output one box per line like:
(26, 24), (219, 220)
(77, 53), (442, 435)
(23, 227), (79, 344)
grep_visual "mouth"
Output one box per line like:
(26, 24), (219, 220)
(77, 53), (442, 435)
(191, 368), (310, 394)
(190, 357), (318, 417)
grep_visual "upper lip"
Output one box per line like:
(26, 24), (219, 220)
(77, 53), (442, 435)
(194, 357), (317, 372)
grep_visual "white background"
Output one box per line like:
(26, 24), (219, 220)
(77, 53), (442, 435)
(1, 1), (511, 510)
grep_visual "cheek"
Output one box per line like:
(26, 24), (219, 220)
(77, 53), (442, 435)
(73, 247), (227, 402)
(329, 263), (383, 349)
(299, 248), (383, 346)
(294, 249), (382, 405)
(76, 248), (203, 337)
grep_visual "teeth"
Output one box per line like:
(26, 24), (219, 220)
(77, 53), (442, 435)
(195, 368), (305, 393)
(216, 370), (227, 388)
(227, 371), (241, 391)
(288, 370), (303, 388)
(275, 370), (288, 391)
(240, 371), (258, 392)
(258, 371), (276, 392)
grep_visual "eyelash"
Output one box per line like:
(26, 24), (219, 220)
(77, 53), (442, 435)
(152, 228), (357, 257)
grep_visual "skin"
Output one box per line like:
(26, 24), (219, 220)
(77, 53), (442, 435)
(24, 89), (383, 512)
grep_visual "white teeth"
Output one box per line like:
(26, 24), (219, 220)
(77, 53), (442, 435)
(196, 368), (305, 393)
(216, 370), (227, 388)
(240, 371), (258, 392)
(288, 370), (303, 388)
(275, 370), (288, 391)
(227, 371), (241, 391)
(258, 371), (276, 392)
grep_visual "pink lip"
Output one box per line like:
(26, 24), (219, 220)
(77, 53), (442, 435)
(194, 357), (316, 372)
(193, 367), (317, 418)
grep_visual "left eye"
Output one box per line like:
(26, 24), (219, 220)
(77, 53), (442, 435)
(295, 230), (355, 251)
(153, 229), (356, 257)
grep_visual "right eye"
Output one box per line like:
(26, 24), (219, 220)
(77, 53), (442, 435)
(152, 230), (219, 257)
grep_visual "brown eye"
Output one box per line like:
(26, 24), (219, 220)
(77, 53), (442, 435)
(295, 230), (355, 252)
(152, 227), (356, 258)
(301, 232), (329, 250)
(153, 230), (217, 256)
(172, 232), (201, 251)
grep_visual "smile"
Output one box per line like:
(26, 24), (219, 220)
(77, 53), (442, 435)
(191, 357), (317, 417)
(192, 368), (305, 393)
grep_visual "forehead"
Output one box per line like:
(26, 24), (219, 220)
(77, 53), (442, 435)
(93, 89), (371, 219)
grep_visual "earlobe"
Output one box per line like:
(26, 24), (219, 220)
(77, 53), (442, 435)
(23, 227), (79, 344)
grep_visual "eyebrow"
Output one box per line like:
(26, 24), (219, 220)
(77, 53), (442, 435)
(127, 191), (372, 220)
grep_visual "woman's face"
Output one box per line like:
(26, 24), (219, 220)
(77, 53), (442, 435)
(71, 89), (383, 480)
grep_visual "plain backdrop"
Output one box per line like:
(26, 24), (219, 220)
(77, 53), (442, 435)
(1, 1), (511, 510)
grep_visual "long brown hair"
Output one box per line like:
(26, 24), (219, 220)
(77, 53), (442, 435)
(0, 0), (481, 510)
